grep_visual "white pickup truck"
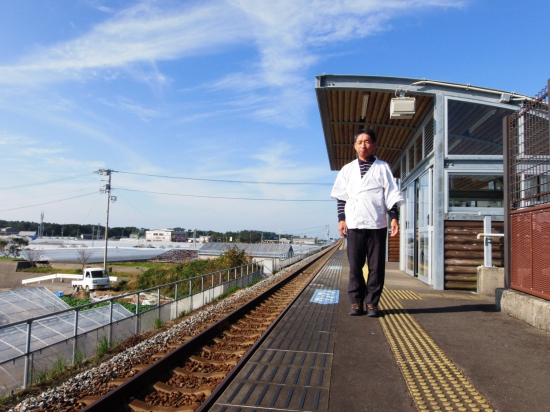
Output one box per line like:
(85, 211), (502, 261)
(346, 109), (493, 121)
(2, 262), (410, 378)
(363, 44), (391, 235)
(72, 268), (111, 291)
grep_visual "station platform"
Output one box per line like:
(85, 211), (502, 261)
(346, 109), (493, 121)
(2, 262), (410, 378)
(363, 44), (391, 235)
(211, 250), (550, 412)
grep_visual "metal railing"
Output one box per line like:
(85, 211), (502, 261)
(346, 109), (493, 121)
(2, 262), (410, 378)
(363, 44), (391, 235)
(0, 261), (262, 395)
(505, 81), (550, 300)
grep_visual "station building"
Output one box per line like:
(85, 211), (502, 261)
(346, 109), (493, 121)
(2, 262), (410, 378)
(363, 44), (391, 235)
(315, 75), (529, 290)
(145, 229), (188, 242)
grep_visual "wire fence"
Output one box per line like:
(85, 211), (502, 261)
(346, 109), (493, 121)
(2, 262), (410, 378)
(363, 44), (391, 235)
(0, 262), (262, 396)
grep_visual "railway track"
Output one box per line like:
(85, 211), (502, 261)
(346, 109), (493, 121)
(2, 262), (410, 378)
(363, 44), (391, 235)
(70, 242), (340, 412)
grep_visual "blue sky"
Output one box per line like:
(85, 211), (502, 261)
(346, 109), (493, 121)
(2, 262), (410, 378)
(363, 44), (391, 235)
(0, 0), (548, 238)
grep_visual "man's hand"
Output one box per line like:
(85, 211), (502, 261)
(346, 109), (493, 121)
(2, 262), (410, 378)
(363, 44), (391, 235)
(338, 220), (347, 238)
(390, 219), (399, 237)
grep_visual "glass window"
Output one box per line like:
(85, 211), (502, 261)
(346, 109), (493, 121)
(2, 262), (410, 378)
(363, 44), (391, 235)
(448, 174), (503, 208)
(447, 100), (515, 155)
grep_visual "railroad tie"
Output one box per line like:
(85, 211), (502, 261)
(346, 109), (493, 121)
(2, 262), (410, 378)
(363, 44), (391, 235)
(203, 346), (247, 355)
(173, 367), (227, 379)
(129, 399), (198, 412)
(153, 381), (214, 396)
(213, 337), (256, 346)
(224, 331), (261, 338)
(189, 355), (239, 366)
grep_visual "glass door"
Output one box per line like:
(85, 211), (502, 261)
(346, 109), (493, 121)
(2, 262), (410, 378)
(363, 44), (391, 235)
(404, 184), (415, 276)
(416, 170), (432, 283)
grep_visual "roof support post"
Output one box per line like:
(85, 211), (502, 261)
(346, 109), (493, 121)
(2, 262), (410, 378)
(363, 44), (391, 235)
(432, 93), (446, 290)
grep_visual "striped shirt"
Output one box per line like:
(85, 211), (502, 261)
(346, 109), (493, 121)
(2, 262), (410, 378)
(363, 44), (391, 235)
(337, 157), (399, 222)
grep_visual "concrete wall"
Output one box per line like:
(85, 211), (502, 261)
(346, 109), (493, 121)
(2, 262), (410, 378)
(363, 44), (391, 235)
(477, 267), (505, 298)
(497, 289), (550, 333)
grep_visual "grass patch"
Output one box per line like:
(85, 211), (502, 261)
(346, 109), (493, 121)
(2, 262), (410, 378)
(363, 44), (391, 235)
(247, 277), (262, 287)
(212, 285), (241, 303)
(110, 261), (175, 269)
(35, 355), (68, 385)
(154, 317), (164, 329)
(0, 256), (23, 261)
(97, 336), (109, 357)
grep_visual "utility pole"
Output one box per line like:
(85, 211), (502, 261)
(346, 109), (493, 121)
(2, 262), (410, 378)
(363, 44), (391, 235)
(95, 169), (116, 272)
(278, 229), (282, 244)
(326, 224), (330, 243)
(39, 212), (44, 238)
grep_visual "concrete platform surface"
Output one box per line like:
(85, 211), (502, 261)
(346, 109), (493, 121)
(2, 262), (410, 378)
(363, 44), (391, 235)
(210, 252), (550, 411)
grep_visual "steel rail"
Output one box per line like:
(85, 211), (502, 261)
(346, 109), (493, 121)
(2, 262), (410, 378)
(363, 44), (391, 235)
(80, 242), (339, 412)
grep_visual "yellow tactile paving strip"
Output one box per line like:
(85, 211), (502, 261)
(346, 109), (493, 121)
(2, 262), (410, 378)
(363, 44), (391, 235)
(390, 289), (422, 300)
(379, 289), (494, 412)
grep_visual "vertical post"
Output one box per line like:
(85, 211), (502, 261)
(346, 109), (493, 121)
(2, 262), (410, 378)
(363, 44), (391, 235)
(23, 321), (32, 388)
(202, 276), (204, 306)
(175, 282), (179, 316)
(189, 280), (192, 311)
(432, 94), (446, 290)
(157, 287), (161, 321)
(135, 293), (140, 334)
(503, 116), (511, 288)
(102, 170), (112, 271)
(241, 266), (243, 279)
(108, 300), (113, 347)
(72, 310), (79, 365)
(483, 215), (492, 267)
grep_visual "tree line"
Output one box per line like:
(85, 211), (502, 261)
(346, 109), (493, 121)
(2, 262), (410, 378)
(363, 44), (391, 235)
(0, 220), (292, 243)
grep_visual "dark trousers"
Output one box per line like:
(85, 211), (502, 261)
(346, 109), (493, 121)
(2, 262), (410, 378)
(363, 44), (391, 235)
(347, 228), (387, 307)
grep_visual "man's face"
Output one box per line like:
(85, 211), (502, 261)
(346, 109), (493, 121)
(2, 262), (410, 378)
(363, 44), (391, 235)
(354, 133), (376, 160)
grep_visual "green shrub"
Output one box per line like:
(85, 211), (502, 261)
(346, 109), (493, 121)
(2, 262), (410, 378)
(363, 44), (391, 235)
(212, 285), (241, 303)
(97, 336), (109, 357)
(136, 247), (250, 295)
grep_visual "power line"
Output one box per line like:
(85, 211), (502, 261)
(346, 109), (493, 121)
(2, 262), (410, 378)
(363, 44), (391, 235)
(0, 192), (98, 212)
(116, 188), (332, 202)
(0, 173), (92, 191)
(116, 170), (332, 186)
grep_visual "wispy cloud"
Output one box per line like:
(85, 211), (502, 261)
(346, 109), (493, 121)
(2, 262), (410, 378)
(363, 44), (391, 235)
(98, 96), (165, 121)
(0, 0), (462, 126)
(0, 1), (249, 85)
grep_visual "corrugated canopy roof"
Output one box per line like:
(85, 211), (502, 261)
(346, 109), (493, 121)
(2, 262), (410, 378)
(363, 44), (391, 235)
(323, 89), (434, 170)
(317, 84), (434, 172)
(316, 75), (526, 172)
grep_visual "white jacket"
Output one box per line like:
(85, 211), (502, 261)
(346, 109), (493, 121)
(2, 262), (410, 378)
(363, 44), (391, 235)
(330, 158), (404, 229)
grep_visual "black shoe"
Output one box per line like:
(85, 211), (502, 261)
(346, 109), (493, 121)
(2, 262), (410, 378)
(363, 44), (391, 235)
(349, 303), (363, 316)
(366, 303), (378, 317)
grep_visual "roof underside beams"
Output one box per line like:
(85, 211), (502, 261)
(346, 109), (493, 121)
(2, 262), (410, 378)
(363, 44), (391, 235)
(322, 89), (434, 170)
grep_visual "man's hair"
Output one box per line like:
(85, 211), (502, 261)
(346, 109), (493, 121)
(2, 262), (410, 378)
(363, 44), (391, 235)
(354, 128), (377, 143)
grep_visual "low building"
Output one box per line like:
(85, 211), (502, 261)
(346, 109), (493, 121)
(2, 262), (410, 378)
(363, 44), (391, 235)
(188, 235), (211, 243)
(0, 227), (19, 236)
(19, 231), (37, 240)
(293, 237), (317, 245)
(146, 230), (188, 242)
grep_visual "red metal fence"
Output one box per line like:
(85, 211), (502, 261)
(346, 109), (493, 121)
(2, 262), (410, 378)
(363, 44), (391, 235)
(505, 83), (550, 299)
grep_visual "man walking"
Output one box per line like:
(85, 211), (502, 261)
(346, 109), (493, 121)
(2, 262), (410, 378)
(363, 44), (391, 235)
(331, 129), (404, 317)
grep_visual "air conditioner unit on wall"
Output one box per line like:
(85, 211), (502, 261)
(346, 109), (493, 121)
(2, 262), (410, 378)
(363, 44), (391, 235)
(390, 97), (416, 119)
